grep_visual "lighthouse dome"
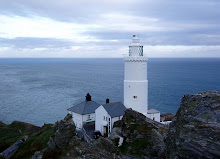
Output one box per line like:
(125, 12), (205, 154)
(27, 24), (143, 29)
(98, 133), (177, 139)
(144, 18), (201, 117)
(132, 35), (140, 43)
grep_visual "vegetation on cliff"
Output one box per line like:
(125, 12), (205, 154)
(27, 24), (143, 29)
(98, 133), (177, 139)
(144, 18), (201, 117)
(0, 121), (41, 153)
(13, 124), (54, 159)
(1, 91), (220, 159)
(118, 109), (167, 158)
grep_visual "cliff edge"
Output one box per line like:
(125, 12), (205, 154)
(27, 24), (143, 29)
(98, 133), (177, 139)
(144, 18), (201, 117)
(166, 91), (220, 159)
(1, 91), (220, 159)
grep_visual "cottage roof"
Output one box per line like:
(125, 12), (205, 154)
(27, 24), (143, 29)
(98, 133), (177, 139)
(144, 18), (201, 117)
(67, 100), (100, 115)
(147, 109), (160, 114)
(102, 102), (126, 118)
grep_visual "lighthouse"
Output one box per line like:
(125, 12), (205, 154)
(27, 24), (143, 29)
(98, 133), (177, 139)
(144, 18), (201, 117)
(124, 35), (148, 115)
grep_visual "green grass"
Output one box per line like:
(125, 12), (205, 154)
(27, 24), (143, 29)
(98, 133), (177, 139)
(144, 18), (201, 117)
(0, 128), (21, 140)
(120, 138), (151, 157)
(12, 124), (54, 159)
(7, 122), (26, 134)
(137, 124), (153, 133)
(0, 121), (41, 153)
(0, 125), (23, 152)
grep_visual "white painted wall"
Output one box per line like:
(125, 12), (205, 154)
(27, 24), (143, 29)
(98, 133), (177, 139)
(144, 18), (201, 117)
(95, 106), (108, 135)
(124, 57), (148, 81)
(82, 113), (95, 123)
(95, 106), (123, 136)
(124, 36), (148, 115)
(68, 111), (83, 129)
(146, 112), (160, 122)
(68, 111), (95, 130)
(124, 79), (148, 114)
(161, 121), (171, 125)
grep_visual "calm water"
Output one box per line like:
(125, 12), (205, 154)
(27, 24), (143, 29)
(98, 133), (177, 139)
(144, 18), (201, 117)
(0, 58), (220, 126)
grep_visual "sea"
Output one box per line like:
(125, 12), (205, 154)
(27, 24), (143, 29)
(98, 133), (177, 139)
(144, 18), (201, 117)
(0, 58), (220, 126)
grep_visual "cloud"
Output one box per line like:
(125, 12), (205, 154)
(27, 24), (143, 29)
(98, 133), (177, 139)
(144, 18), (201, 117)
(0, 37), (74, 49)
(0, 15), (96, 41)
(145, 45), (220, 57)
(0, 0), (220, 57)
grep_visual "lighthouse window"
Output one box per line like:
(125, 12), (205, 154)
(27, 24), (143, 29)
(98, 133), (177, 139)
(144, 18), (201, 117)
(133, 96), (137, 99)
(138, 46), (143, 56)
(129, 46), (132, 56)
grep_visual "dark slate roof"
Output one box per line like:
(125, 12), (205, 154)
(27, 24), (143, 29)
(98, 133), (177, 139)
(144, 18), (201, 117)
(67, 100), (100, 115)
(102, 102), (126, 118)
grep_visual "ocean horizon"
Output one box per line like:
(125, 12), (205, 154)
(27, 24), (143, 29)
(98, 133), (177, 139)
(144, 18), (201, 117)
(0, 58), (220, 126)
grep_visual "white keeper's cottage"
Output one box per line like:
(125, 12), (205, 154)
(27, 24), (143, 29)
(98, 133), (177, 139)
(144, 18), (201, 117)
(95, 99), (126, 136)
(67, 93), (100, 129)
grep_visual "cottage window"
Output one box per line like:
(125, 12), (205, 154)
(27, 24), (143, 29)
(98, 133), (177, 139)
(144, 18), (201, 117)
(103, 116), (105, 120)
(88, 115), (90, 119)
(133, 96), (137, 99)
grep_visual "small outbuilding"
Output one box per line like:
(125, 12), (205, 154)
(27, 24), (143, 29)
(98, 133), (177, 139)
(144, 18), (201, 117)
(147, 109), (160, 122)
(95, 100), (126, 136)
(67, 93), (100, 129)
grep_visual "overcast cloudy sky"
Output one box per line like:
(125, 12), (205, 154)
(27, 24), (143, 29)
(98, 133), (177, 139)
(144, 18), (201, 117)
(0, 0), (220, 58)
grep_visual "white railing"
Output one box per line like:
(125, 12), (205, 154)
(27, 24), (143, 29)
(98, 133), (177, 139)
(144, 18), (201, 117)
(124, 56), (148, 62)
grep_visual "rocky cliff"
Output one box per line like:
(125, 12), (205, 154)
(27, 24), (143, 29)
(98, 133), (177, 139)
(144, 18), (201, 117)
(43, 114), (121, 159)
(117, 109), (167, 158)
(1, 91), (220, 159)
(166, 91), (220, 159)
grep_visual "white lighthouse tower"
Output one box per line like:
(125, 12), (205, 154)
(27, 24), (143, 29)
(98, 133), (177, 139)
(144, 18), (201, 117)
(124, 35), (148, 115)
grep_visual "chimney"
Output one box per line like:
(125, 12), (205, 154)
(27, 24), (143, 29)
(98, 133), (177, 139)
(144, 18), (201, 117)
(85, 93), (91, 101)
(106, 98), (110, 104)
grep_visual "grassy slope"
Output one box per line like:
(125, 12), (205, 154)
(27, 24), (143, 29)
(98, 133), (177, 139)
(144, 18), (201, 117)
(12, 124), (54, 159)
(0, 121), (46, 157)
(0, 121), (38, 152)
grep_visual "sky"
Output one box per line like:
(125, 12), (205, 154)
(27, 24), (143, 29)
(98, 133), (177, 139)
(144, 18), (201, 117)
(0, 0), (220, 58)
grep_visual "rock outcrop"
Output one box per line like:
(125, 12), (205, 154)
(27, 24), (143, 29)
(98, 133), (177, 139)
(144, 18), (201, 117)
(166, 91), (220, 159)
(47, 114), (76, 150)
(120, 109), (167, 158)
(54, 119), (76, 149)
(0, 140), (23, 159)
(44, 114), (121, 159)
(92, 137), (118, 154)
(30, 151), (42, 159)
(0, 121), (6, 127)
(63, 140), (121, 159)
(160, 113), (175, 122)
(109, 127), (123, 147)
